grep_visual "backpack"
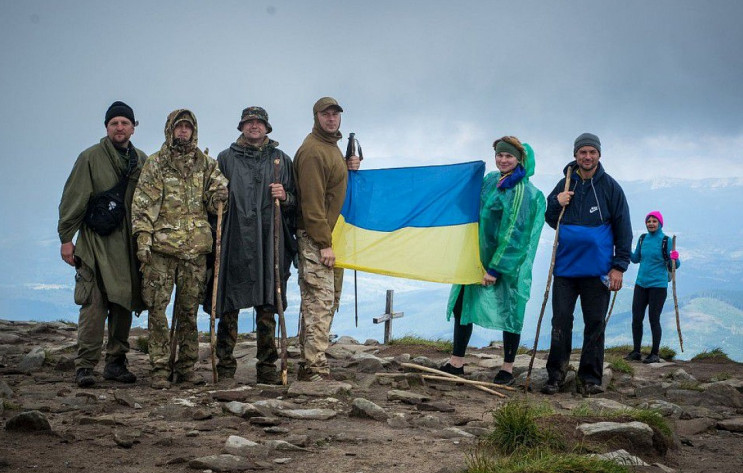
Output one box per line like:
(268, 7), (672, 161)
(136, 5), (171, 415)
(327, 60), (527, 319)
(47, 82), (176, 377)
(637, 233), (673, 281)
(84, 149), (138, 236)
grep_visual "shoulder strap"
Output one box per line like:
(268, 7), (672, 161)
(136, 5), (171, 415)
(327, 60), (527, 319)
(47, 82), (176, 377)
(662, 236), (670, 262)
(638, 233), (646, 260)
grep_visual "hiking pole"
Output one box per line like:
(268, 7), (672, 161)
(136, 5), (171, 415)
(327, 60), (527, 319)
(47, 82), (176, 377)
(168, 310), (179, 382)
(671, 235), (684, 352)
(345, 132), (363, 327)
(525, 166), (573, 393)
(274, 158), (289, 385)
(210, 200), (224, 384)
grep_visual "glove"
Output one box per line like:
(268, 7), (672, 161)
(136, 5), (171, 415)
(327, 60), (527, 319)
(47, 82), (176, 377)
(670, 250), (679, 260)
(136, 233), (152, 265)
(214, 186), (229, 203)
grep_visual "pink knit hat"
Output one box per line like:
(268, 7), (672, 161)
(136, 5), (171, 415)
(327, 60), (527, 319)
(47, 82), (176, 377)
(645, 211), (663, 227)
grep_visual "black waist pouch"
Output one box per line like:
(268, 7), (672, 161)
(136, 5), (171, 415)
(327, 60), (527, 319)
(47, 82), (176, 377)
(84, 149), (137, 236)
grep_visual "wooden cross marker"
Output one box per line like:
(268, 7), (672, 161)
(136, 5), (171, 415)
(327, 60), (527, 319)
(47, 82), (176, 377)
(373, 289), (404, 344)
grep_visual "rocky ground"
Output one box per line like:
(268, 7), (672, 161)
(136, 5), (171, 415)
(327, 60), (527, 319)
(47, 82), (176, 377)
(1, 319), (742, 473)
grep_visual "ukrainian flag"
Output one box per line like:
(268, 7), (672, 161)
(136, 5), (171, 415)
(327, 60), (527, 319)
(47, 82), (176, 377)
(332, 161), (485, 284)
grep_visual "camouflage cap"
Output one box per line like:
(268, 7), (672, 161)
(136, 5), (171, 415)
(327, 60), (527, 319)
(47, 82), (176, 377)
(237, 106), (272, 133)
(313, 97), (343, 114)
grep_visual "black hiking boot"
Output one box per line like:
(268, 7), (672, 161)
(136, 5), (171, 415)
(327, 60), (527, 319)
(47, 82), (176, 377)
(643, 354), (661, 364)
(624, 351), (642, 361)
(257, 366), (282, 385)
(438, 362), (464, 376)
(75, 368), (95, 388)
(541, 380), (560, 395)
(103, 360), (136, 383)
(493, 370), (515, 386)
(581, 383), (605, 396)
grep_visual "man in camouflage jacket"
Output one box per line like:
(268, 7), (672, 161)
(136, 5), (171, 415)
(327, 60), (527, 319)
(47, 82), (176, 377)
(131, 109), (228, 388)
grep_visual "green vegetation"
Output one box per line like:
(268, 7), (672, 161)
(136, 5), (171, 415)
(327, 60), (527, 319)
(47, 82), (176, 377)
(389, 335), (452, 352)
(675, 380), (703, 392)
(487, 401), (563, 455)
(467, 449), (630, 473)
(692, 347), (731, 362)
(658, 346), (676, 360)
(711, 372), (731, 382)
(604, 344), (675, 361)
(569, 402), (672, 440)
(606, 356), (634, 375)
(135, 336), (149, 354)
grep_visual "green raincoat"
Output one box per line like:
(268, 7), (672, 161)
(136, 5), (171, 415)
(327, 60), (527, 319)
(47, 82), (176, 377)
(446, 144), (546, 333)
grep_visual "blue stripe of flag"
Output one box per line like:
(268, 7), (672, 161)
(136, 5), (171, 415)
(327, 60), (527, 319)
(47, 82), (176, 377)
(340, 161), (485, 232)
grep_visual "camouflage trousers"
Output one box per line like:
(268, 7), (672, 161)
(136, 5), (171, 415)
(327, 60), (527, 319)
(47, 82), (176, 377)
(142, 252), (206, 375)
(217, 307), (278, 378)
(297, 230), (343, 375)
(74, 262), (132, 369)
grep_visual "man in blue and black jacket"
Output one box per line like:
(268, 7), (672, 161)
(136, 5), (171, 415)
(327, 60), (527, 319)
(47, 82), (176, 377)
(542, 133), (632, 396)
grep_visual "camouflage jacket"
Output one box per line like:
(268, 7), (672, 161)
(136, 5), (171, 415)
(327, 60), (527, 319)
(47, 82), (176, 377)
(131, 109), (228, 259)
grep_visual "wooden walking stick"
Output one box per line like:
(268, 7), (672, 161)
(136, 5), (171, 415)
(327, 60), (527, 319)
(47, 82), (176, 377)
(273, 159), (289, 385)
(525, 166), (573, 393)
(671, 235), (684, 352)
(210, 200), (224, 383)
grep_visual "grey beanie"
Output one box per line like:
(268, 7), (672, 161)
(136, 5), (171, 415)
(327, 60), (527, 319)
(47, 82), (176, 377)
(573, 133), (601, 156)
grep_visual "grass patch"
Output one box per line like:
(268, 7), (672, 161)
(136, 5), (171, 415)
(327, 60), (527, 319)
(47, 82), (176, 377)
(388, 335), (452, 352)
(711, 372), (731, 382)
(691, 347), (731, 362)
(488, 401), (563, 455)
(606, 356), (634, 375)
(658, 346), (676, 360)
(467, 447), (630, 473)
(627, 409), (672, 438)
(604, 344), (676, 361)
(675, 380), (703, 391)
(134, 336), (149, 354)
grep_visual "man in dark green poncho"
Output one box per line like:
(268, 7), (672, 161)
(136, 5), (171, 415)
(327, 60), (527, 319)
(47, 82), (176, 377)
(58, 101), (147, 387)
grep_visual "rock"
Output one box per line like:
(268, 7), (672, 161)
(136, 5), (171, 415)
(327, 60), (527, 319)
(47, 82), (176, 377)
(0, 333), (21, 344)
(252, 399), (298, 416)
(461, 426), (490, 437)
(287, 380), (352, 397)
(113, 431), (136, 448)
(416, 401), (455, 413)
(335, 335), (360, 345)
(671, 368), (696, 382)
(264, 439), (306, 451)
(559, 398), (631, 414)
(264, 426), (290, 434)
(273, 458), (292, 464)
(437, 427), (475, 439)
(276, 408), (337, 420)
(512, 354), (545, 373)
(5, 410), (52, 432)
(387, 389), (431, 404)
(410, 356), (438, 369)
(223, 401), (262, 418)
(363, 338), (380, 346)
(192, 408), (212, 420)
(412, 414), (447, 429)
(17, 347), (46, 372)
(249, 416), (281, 426)
(634, 382), (668, 398)
(356, 357), (384, 373)
(676, 418), (716, 436)
(393, 353), (411, 364)
(701, 382), (743, 408)
(387, 413), (409, 429)
(476, 357), (504, 369)
(637, 400), (682, 417)
(717, 417), (743, 432)
(325, 345), (355, 360)
(224, 435), (260, 456)
(350, 398), (388, 421)
(592, 449), (649, 466)
(514, 368), (549, 392)
(0, 379), (13, 398)
(577, 421), (654, 449)
(189, 454), (254, 472)
(212, 388), (253, 402)
(680, 406), (724, 420)
(149, 404), (191, 421)
(653, 463), (677, 473)
(113, 390), (138, 408)
(285, 434), (310, 447)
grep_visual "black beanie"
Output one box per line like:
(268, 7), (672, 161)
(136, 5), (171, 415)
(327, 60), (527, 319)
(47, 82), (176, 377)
(105, 101), (136, 126)
(573, 132), (601, 156)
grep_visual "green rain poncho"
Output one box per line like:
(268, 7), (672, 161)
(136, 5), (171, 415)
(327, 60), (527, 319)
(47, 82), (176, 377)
(446, 143), (546, 333)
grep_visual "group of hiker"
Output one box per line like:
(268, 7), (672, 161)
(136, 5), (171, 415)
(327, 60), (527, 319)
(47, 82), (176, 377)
(58, 98), (359, 388)
(440, 133), (681, 395)
(58, 99), (681, 394)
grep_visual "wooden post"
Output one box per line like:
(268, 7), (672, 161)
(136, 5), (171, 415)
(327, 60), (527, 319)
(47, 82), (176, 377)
(373, 289), (404, 344)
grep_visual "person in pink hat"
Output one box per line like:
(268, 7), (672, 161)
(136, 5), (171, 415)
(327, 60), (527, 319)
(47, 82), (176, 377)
(625, 211), (681, 363)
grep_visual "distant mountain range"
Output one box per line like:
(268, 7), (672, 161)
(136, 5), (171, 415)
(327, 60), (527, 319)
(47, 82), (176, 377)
(2, 177), (741, 361)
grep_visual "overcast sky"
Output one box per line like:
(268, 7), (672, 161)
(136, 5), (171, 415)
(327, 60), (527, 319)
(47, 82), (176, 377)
(1, 0), (742, 254)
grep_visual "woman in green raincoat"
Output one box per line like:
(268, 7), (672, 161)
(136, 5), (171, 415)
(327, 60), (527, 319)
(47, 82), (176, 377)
(440, 136), (546, 385)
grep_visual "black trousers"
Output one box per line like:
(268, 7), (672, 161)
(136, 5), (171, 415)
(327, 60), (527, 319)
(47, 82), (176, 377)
(546, 276), (610, 385)
(451, 288), (520, 363)
(632, 285), (667, 356)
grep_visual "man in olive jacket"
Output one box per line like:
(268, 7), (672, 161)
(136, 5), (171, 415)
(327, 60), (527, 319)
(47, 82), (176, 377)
(58, 101), (147, 388)
(132, 109), (228, 388)
(294, 97), (360, 381)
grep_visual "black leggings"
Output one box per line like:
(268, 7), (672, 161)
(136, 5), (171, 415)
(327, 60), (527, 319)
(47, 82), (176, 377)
(631, 285), (667, 356)
(451, 289), (520, 362)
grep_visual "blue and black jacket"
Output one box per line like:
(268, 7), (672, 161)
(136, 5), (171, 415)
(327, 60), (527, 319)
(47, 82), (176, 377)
(545, 161), (632, 278)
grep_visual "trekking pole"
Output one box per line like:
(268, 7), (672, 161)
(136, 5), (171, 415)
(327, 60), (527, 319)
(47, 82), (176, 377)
(168, 310), (179, 382)
(671, 235), (684, 352)
(274, 158), (289, 385)
(345, 132), (362, 327)
(525, 166), (572, 393)
(210, 200), (224, 384)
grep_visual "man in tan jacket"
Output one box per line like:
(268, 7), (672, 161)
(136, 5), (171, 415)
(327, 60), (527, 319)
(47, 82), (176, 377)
(293, 97), (360, 381)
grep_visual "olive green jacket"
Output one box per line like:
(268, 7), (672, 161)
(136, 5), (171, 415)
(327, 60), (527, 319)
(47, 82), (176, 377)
(58, 137), (146, 312)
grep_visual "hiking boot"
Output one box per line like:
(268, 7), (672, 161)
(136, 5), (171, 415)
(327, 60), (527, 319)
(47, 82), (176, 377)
(493, 370), (515, 386)
(217, 368), (236, 380)
(150, 370), (171, 389)
(438, 362), (465, 376)
(624, 351), (642, 361)
(75, 368), (95, 388)
(643, 354), (661, 364)
(175, 371), (206, 386)
(257, 367), (283, 385)
(581, 383), (604, 396)
(297, 366), (331, 382)
(541, 381), (560, 395)
(103, 361), (136, 383)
